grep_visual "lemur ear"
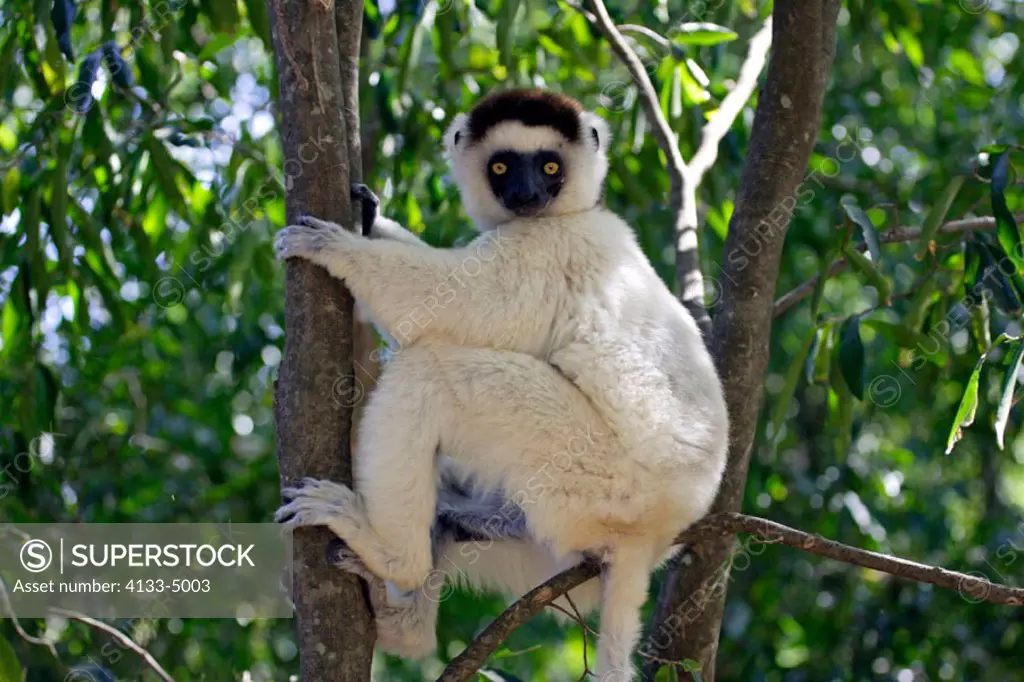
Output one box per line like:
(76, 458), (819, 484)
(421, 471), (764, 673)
(580, 111), (610, 152)
(445, 113), (470, 157)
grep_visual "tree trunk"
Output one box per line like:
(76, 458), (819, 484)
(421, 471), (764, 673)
(644, 2), (842, 679)
(268, 0), (375, 679)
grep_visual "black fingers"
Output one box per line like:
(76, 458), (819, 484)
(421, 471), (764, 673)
(350, 183), (379, 206)
(326, 538), (351, 566)
(350, 183), (380, 237)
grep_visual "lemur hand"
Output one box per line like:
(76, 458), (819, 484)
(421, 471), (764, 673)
(274, 214), (355, 261)
(350, 183), (380, 237)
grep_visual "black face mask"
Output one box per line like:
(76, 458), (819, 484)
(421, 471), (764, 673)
(486, 150), (566, 217)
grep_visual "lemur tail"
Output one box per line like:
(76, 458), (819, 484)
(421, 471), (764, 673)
(596, 547), (655, 681)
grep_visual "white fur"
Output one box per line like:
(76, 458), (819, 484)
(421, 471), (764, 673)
(276, 102), (728, 679)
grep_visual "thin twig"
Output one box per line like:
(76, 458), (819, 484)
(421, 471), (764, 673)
(617, 24), (671, 49)
(773, 216), (999, 317)
(437, 511), (1024, 681)
(583, 0), (688, 180)
(563, 593), (593, 680)
(0, 579), (59, 658)
(687, 19), (773, 183)
(584, 0), (716, 336)
(51, 609), (175, 682)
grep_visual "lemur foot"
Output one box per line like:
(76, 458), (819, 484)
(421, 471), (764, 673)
(327, 539), (377, 581)
(276, 477), (362, 530)
(350, 183), (380, 238)
(277, 477), (429, 590)
(274, 215), (353, 260)
(326, 535), (438, 658)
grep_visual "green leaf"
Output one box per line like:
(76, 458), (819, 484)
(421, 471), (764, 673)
(49, 0), (76, 61)
(0, 298), (19, 358)
(497, 0), (521, 72)
(838, 316), (865, 400)
(992, 151), (1020, 262)
(994, 341), (1024, 450)
(33, 363), (58, 435)
(946, 354), (986, 455)
(146, 135), (189, 218)
(673, 22), (738, 46)
(654, 665), (679, 682)
(805, 325), (831, 384)
(0, 635), (24, 682)
(102, 41), (133, 88)
(70, 49), (102, 113)
(396, 3), (431, 93)
(202, 0), (240, 33)
(903, 275), (938, 332)
(970, 296), (991, 353)
(896, 27), (924, 68)
(843, 245), (892, 305)
(995, 219), (1024, 277)
(245, 0), (272, 48)
(842, 202), (881, 264)
(918, 176), (965, 258)
(49, 138), (72, 275)
(197, 33), (238, 62)
(22, 187), (49, 310)
(768, 327), (817, 453)
(830, 345), (855, 456)
(809, 249), (836, 319)
(1, 166), (20, 215)
(974, 241), (1021, 314)
(863, 319), (948, 366)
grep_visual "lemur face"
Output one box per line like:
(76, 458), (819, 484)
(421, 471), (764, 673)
(485, 148), (565, 217)
(445, 89), (611, 230)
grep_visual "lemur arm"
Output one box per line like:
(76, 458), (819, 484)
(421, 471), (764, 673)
(351, 183), (427, 247)
(370, 216), (429, 246)
(275, 213), (522, 348)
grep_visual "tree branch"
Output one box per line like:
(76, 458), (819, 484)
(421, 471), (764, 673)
(616, 23), (671, 49)
(437, 512), (1024, 680)
(51, 609), (175, 682)
(646, 2), (843, 676)
(438, 561), (602, 682)
(773, 216), (998, 317)
(583, 0), (712, 338)
(584, 0), (689, 180)
(583, 5), (775, 341)
(687, 19), (773, 184)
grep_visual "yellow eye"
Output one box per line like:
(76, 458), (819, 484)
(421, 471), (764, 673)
(491, 162), (507, 175)
(544, 161), (560, 175)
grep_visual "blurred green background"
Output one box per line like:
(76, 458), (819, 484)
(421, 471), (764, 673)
(1, 0), (1023, 679)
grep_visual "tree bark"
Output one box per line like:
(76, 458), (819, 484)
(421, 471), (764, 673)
(335, 0), (381, 449)
(643, 2), (842, 679)
(268, 0), (375, 679)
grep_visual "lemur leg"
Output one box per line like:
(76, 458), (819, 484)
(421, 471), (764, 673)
(326, 540), (443, 659)
(434, 466), (603, 616)
(322, 480), (597, 660)
(322, 483), (530, 661)
(280, 342), (626, 591)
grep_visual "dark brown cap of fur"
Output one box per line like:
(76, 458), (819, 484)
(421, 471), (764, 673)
(467, 89), (584, 144)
